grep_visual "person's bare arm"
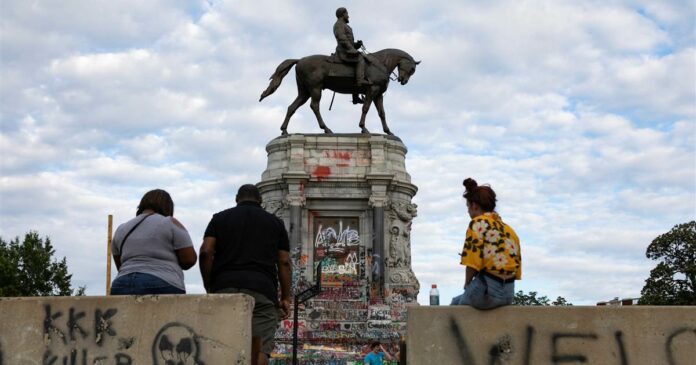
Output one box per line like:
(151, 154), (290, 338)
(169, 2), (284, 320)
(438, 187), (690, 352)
(381, 345), (393, 360)
(175, 247), (197, 270)
(465, 266), (478, 287)
(171, 217), (197, 269)
(199, 237), (216, 293)
(277, 250), (292, 319)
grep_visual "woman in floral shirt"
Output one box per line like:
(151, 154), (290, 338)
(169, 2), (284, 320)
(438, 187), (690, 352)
(451, 178), (521, 309)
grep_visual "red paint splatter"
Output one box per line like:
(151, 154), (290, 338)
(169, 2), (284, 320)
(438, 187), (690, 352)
(335, 151), (351, 160)
(324, 150), (352, 160)
(312, 165), (331, 181)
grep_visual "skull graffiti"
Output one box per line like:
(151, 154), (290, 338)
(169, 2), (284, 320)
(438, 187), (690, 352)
(152, 323), (205, 365)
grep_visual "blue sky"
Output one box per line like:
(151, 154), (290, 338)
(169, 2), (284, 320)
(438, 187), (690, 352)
(1, 0), (694, 305)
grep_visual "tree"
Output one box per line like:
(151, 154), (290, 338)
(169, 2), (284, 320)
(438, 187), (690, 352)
(513, 290), (572, 306)
(639, 221), (696, 305)
(0, 231), (85, 296)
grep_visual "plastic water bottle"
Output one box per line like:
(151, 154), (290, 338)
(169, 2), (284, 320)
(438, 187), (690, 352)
(429, 284), (440, 305)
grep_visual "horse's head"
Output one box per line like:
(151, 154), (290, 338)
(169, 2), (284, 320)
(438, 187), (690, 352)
(397, 59), (420, 85)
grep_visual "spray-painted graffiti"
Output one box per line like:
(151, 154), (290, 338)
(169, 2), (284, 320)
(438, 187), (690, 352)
(290, 246), (311, 294)
(314, 217), (360, 285)
(41, 304), (132, 364)
(271, 205), (419, 364)
(152, 323), (205, 365)
(447, 317), (696, 365)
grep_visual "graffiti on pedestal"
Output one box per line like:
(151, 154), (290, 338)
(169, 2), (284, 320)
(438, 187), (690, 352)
(313, 217), (360, 285)
(271, 207), (418, 364)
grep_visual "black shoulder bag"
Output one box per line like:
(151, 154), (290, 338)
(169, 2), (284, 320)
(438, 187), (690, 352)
(118, 213), (154, 254)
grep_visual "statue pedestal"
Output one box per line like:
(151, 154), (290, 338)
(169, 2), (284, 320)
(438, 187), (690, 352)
(257, 134), (420, 353)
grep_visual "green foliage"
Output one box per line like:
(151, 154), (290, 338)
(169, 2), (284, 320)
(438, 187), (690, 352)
(0, 231), (83, 297)
(640, 221), (696, 305)
(551, 296), (572, 306)
(513, 290), (572, 306)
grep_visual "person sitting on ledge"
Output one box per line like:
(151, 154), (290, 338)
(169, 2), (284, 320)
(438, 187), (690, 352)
(110, 189), (197, 295)
(451, 178), (522, 309)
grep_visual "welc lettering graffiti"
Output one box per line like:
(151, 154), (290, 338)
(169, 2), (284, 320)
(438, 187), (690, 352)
(449, 317), (696, 365)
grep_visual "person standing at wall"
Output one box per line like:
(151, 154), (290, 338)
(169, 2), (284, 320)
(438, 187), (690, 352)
(199, 184), (292, 365)
(364, 341), (393, 365)
(451, 178), (522, 309)
(111, 189), (197, 295)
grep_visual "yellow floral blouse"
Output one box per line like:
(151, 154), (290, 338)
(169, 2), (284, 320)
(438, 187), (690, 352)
(460, 212), (522, 279)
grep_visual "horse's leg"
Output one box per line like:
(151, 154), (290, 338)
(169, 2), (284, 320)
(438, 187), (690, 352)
(280, 90), (310, 135)
(359, 90), (375, 134)
(309, 88), (333, 134)
(374, 93), (393, 135)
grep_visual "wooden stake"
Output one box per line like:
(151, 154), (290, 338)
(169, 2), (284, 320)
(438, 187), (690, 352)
(106, 214), (113, 295)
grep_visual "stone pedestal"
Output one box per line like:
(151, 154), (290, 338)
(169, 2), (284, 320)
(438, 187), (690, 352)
(257, 134), (419, 354)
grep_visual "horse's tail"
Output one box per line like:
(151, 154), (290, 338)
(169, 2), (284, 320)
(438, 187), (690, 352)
(259, 59), (299, 101)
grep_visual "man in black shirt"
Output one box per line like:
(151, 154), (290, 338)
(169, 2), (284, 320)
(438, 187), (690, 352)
(200, 184), (291, 365)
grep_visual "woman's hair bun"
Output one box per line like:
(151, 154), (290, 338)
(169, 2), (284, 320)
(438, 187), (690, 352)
(463, 178), (478, 191)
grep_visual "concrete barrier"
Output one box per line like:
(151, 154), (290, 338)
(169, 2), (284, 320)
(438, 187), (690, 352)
(0, 294), (253, 365)
(407, 306), (696, 365)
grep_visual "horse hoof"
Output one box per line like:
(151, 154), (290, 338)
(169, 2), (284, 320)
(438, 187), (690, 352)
(324, 128), (334, 134)
(281, 129), (288, 135)
(385, 129), (394, 136)
(361, 128), (370, 134)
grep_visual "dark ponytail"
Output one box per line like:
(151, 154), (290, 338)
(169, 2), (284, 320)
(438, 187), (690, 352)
(463, 178), (496, 212)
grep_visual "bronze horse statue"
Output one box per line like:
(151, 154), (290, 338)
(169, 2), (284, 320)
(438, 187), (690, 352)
(259, 48), (419, 135)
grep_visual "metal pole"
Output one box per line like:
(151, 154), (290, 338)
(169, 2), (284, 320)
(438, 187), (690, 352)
(292, 297), (299, 365)
(106, 214), (113, 295)
(291, 260), (324, 365)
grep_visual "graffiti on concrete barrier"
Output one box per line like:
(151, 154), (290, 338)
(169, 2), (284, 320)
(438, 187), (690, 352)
(666, 328), (696, 365)
(449, 317), (696, 365)
(41, 304), (131, 364)
(551, 332), (599, 363)
(152, 322), (206, 365)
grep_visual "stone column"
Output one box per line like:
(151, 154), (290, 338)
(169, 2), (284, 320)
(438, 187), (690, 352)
(368, 174), (392, 297)
(282, 135), (309, 253)
(283, 173), (308, 254)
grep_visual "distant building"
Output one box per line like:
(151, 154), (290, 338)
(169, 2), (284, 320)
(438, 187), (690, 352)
(597, 297), (640, 306)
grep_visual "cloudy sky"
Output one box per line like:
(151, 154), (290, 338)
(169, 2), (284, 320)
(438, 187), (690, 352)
(1, 0), (694, 305)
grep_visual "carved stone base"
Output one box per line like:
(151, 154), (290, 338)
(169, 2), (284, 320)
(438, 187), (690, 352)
(256, 133), (420, 349)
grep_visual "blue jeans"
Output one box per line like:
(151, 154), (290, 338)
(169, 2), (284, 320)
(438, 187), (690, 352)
(110, 272), (185, 295)
(451, 273), (514, 309)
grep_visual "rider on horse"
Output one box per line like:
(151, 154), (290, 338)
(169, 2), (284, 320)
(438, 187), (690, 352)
(333, 7), (370, 104)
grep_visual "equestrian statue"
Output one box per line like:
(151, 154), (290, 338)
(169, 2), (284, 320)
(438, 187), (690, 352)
(259, 7), (420, 136)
